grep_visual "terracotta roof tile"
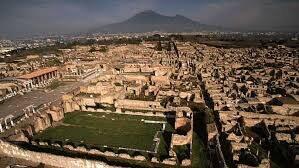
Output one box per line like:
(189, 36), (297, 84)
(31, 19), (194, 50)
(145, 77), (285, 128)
(18, 67), (57, 79)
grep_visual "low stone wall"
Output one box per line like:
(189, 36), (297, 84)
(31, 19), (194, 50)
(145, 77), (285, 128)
(28, 139), (180, 166)
(0, 140), (117, 168)
(32, 140), (150, 161)
(115, 99), (164, 110)
(75, 107), (167, 118)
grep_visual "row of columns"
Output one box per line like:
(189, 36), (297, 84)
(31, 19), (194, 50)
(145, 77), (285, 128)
(0, 115), (14, 132)
(23, 105), (36, 118)
(0, 104), (37, 133)
(23, 80), (33, 91)
(32, 70), (58, 86)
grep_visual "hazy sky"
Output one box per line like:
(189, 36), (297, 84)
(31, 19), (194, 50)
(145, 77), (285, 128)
(0, 0), (298, 38)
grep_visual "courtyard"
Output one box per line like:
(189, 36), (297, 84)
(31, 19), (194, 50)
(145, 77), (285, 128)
(34, 112), (173, 154)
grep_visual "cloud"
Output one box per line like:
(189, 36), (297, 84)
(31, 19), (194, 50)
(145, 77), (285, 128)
(194, 0), (299, 30)
(102, 0), (158, 22)
(0, 0), (159, 35)
(0, 0), (298, 38)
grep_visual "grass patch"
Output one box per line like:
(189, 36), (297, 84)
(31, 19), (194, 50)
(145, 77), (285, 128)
(34, 112), (170, 152)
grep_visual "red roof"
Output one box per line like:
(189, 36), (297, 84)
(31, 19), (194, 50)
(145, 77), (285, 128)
(18, 67), (57, 79)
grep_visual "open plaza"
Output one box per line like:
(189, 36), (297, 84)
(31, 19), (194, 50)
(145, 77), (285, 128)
(34, 111), (173, 156)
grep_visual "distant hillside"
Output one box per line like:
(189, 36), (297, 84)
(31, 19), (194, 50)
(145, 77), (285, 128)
(92, 10), (222, 33)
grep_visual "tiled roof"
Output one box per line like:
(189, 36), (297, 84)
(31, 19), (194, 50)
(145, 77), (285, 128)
(18, 67), (57, 79)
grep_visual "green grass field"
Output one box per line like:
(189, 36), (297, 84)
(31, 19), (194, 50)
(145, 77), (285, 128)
(34, 112), (172, 152)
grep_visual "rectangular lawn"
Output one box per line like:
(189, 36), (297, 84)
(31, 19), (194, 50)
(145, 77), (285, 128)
(34, 112), (167, 151)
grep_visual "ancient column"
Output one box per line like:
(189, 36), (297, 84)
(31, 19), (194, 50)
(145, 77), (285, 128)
(41, 75), (45, 84)
(31, 105), (36, 113)
(0, 118), (3, 132)
(0, 124), (3, 132)
(43, 74), (47, 82)
(4, 119), (8, 129)
(24, 109), (29, 118)
(10, 118), (14, 127)
(37, 76), (41, 85)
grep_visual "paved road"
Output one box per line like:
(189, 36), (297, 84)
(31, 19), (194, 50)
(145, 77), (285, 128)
(0, 81), (83, 118)
(0, 72), (102, 118)
(0, 71), (100, 119)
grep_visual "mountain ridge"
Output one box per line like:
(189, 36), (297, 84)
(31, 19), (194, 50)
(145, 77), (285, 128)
(92, 10), (222, 33)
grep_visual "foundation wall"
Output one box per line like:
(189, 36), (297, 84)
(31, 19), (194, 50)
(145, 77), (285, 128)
(0, 140), (116, 168)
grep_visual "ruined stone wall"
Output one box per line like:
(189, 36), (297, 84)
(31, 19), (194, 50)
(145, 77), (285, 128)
(151, 76), (170, 85)
(158, 90), (178, 97)
(6, 106), (65, 142)
(32, 113), (52, 133)
(123, 67), (140, 73)
(123, 75), (150, 83)
(27, 139), (181, 166)
(219, 111), (299, 127)
(62, 94), (76, 113)
(82, 84), (116, 95)
(115, 99), (163, 110)
(64, 93), (125, 113)
(0, 140), (116, 168)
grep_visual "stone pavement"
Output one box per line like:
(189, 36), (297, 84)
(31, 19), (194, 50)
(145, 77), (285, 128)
(0, 81), (82, 118)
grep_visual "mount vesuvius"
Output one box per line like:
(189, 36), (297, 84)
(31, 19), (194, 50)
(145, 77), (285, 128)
(92, 10), (222, 33)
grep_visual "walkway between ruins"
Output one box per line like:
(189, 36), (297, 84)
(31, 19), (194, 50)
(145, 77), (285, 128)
(0, 70), (101, 119)
(0, 81), (82, 118)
